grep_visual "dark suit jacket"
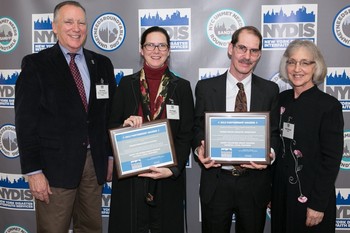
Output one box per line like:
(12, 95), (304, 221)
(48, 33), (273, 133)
(193, 71), (280, 206)
(108, 69), (194, 233)
(15, 43), (116, 188)
(109, 68), (194, 176)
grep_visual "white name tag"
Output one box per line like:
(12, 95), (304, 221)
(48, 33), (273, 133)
(282, 122), (294, 139)
(166, 104), (180, 120)
(96, 84), (109, 99)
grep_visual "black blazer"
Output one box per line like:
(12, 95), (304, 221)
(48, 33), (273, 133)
(193, 71), (280, 206)
(15, 43), (116, 188)
(109, 69), (194, 175)
(108, 69), (194, 233)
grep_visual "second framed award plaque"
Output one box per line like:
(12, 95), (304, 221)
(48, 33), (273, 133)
(205, 112), (270, 164)
(109, 119), (177, 178)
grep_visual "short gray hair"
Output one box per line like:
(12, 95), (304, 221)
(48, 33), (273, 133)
(53, 1), (86, 22)
(279, 40), (327, 85)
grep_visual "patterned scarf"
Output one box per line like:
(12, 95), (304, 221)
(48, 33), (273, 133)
(139, 68), (170, 122)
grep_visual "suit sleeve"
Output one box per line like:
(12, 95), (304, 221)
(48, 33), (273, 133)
(170, 80), (194, 177)
(108, 77), (129, 129)
(309, 100), (344, 211)
(269, 83), (281, 155)
(192, 80), (206, 150)
(15, 55), (43, 174)
(103, 57), (117, 157)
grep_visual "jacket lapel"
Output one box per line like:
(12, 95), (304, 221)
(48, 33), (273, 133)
(130, 72), (141, 115)
(50, 44), (83, 102)
(211, 72), (227, 112)
(250, 74), (263, 111)
(84, 50), (97, 113)
(164, 69), (178, 104)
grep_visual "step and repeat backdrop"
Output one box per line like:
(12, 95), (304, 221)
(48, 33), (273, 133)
(1, 0), (350, 232)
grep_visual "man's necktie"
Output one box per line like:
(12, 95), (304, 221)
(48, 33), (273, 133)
(233, 82), (247, 173)
(68, 53), (88, 112)
(235, 82), (247, 112)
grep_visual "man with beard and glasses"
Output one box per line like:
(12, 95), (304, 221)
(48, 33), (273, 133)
(193, 26), (280, 233)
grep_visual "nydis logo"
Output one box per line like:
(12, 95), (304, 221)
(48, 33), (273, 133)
(262, 4), (317, 50)
(0, 70), (19, 108)
(0, 124), (18, 159)
(206, 9), (244, 48)
(91, 13), (126, 51)
(333, 5), (350, 48)
(336, 189), (350, 230)
(324, 67), (350, 112)
(0, 173), (34, 211)
(114, 69), (133, 85)
(101, 182), (111, 217)
(341, 130), (350, 170)
(0, 17), (19, 53)
(139, 8), (191, 51)
(32, 14), (55, 53)
(198, 68), (227, 80)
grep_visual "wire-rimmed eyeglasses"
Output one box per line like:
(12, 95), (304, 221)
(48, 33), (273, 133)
(286, 59), (315, 68)
(234, 44), (261, 57)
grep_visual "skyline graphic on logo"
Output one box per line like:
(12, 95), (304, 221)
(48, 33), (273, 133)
(0, 27), (12, 44)
(341, 16), (350, 37)
(0, 175), (28, 189)
(98, 23), (118, 43)
(0, 70), (18, 85)
(114, 69), (133, 85)
(140, 10), (189, 26)
(1, 131), (17, 155)
(341, 131), (350, 170)
(199, 68), (227, 80)
(263, 6), (315, 23)
(337, 190), (350, 205)
(34, 16), (53, 30)
(102, 182), (112, 195)
(327, 69), (350, 85)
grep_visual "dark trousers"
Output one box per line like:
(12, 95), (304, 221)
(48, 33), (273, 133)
(35, 151), (103, 233)
(201, 171), (267, 233)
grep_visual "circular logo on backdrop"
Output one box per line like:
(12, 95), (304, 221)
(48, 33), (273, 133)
(333, 5), (350, 48)
(207, 9), (245, 48)
(0, 124), (19, 158)
(0, 17), (19, 53)
(341, 130), (350, 170)
(270, 72), (292, 92)
(91, 13), (126, 51)
(4, 225), (28, 233)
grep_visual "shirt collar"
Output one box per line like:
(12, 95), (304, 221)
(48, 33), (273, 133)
(59, 43), (84, 60)
(226, 71), (252, 88)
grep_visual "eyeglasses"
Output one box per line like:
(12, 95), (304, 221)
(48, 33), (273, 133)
(234, 44), (261, 57)
(286, 59), (315, 68)
(143, 43), (169, 51)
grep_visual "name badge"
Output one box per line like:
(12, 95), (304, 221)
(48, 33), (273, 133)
(166, 104), (180, 120)
(96, 84), (109, 99)
(282, 122), (294, 139)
